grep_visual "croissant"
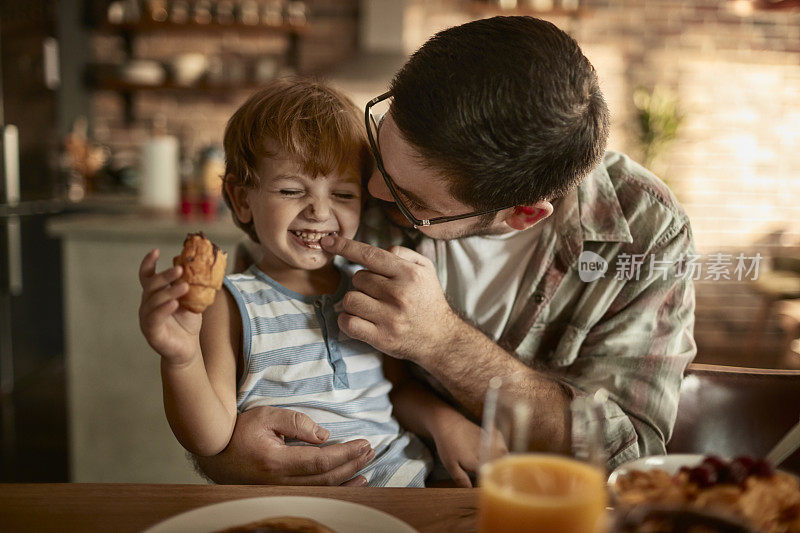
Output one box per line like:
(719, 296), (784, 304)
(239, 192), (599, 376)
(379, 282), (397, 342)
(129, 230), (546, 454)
(172, 232), (227, 313)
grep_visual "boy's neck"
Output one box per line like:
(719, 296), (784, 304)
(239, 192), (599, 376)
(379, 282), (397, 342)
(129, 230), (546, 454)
(260, 262), (341, 297)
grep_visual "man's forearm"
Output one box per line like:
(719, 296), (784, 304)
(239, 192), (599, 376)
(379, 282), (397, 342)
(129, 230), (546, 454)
(416, 317), (572, 453)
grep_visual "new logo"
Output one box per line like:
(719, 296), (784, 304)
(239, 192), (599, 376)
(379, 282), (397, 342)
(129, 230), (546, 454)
(578, 251), (608, 282)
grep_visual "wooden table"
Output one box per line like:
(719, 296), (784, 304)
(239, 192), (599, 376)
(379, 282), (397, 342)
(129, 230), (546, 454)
(0, 484), (478, 532)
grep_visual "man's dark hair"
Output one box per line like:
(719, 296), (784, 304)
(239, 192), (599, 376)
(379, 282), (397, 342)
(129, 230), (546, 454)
(390, 16), (609, 211)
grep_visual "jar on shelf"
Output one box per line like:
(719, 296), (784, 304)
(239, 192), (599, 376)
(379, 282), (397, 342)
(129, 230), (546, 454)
(193, 0), (213, 24)
(169, 0), (190, 24)
(238, 0), (260, 25)
(260, 0), (284, 26)
(286, 1), (307, 26)
(145, 0), (169, 22)
(215, 0), (235, 24)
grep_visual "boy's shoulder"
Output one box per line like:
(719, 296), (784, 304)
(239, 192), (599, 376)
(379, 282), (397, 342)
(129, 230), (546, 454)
(224, 267), (298, 305)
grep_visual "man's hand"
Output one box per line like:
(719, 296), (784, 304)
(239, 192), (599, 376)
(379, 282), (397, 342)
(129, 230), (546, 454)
(194, 405), (375, 486)
(320, 235), (460, 363)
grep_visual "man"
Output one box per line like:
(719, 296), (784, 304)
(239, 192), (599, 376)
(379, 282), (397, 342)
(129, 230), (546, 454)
(196, 16), (695, 486)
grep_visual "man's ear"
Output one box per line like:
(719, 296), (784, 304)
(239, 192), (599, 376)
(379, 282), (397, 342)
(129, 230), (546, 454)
(224, 176), (253, 224)
(504, 201), (554, 231)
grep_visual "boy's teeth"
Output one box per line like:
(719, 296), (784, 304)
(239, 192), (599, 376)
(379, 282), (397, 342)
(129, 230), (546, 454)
(292, 230), (336, 241)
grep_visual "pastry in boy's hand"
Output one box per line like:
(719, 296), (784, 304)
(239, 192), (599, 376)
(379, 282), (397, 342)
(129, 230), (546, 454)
(172, 232), (227, 313)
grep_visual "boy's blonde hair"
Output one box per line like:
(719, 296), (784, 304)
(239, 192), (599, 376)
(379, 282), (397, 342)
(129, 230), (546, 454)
(222, 77), (371, 242)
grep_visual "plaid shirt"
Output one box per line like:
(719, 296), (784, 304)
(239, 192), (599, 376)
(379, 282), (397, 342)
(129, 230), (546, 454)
(358, 151), (697, 469)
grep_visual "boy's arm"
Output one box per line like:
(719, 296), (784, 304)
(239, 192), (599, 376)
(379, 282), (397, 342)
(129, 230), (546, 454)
(161, 288), (240, 457)
(139, 249), (238, 456)
(383, 357), (482, 487)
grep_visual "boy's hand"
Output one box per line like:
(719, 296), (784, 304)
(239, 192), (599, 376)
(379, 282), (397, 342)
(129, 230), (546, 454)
(431, 409), (484, 488)
(139, 248), (203, 366)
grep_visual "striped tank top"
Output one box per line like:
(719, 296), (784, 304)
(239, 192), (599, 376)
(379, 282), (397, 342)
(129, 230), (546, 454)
(224, 265), (432, 487)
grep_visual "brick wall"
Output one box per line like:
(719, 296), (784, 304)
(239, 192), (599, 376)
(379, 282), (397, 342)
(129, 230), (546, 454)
(572, 1), (800, 365)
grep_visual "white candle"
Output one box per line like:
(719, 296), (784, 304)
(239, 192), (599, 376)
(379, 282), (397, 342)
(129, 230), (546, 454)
(3, 124), (20, 205)
(140, 134), (179, 211)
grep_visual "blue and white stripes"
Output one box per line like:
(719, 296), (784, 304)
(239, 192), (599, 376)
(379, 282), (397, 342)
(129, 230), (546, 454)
(224, 266), (432, 487)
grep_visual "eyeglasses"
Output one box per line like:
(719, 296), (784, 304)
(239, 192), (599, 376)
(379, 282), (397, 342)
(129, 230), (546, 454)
(365, 91), (516, 228)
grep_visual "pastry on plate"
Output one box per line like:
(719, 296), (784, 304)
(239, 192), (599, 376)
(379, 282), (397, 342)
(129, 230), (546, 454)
(215, 515), (336, 533)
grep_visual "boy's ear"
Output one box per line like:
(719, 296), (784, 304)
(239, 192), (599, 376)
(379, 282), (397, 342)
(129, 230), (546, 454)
(224, 176), (253, 224)
(503, 201), (553, 231)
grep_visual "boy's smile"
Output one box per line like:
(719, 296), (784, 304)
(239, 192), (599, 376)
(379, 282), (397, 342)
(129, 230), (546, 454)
(226, 141), (362, 288)
(288, 229), (339, 250)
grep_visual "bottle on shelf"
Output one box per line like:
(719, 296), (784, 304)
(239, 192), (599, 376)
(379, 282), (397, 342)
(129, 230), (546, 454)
(215, 0), (236, 24)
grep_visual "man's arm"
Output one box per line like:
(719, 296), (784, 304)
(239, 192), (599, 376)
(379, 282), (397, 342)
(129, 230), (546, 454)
(554, 226), (696, 468)
(321, 229), (695, 466)
(321, 235), (572, 453)
(403, 322), (573, 454)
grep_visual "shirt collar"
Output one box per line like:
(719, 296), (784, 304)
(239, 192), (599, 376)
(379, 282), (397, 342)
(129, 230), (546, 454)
(549, 155), (633, 268)
(577, 157), (633, 244)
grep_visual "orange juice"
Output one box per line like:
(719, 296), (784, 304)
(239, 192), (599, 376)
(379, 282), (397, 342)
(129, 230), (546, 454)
(478, 454), (607, 533)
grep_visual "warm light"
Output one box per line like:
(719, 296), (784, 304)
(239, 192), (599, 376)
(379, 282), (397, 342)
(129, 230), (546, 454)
(729, 0), (754, 16)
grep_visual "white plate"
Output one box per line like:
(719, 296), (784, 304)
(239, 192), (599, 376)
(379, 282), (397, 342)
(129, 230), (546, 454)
(143, 496), (418, 533)
(607, 453), (706, 486)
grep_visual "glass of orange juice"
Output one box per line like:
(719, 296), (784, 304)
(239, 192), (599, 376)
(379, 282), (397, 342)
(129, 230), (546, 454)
(478, 374), (609, 533)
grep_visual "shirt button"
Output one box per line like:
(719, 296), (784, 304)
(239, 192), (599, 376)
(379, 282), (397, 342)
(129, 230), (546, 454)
(534, 293), (546, 304)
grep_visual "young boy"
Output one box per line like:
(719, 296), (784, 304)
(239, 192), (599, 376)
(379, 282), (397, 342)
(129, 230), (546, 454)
(138, 78), (480, 487)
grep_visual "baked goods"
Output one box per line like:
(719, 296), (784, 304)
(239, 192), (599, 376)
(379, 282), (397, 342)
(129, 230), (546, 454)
(215, 515), (335, 533)
(612, 504), (755, 532)
(615, 456), (800, 532)
(172, 232), (227, 313)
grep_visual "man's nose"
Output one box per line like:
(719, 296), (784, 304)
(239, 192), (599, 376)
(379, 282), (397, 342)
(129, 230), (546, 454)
(367, 170), (394, 202)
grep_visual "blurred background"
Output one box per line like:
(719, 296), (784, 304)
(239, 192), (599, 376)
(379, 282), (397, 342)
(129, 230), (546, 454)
(1, 0), (799, 484)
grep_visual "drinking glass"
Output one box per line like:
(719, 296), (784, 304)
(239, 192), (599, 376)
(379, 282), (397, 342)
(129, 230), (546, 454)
(478, 373), (610, 533)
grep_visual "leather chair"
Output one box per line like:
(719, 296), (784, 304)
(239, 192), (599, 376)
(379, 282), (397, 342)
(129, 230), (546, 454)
(747, 255), (800, 358)
(667, 363), (800, 475)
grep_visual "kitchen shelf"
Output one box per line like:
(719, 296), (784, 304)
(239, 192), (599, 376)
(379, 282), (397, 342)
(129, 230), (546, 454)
(92, 78), (269, 94)
(463, 1), (590, 19)
(94, 19), (309, 36)
(88, 14), (309, 123)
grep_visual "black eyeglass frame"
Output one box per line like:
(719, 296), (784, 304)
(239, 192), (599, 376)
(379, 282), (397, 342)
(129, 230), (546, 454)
(365, 91), (516, 228)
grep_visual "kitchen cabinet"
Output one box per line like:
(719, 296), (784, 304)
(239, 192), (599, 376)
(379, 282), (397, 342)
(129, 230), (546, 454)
(48, 212), (241, 483)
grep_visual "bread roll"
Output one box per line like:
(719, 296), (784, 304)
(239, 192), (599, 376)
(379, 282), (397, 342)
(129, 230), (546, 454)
(173, 232), (227, 313)
(215, 516), (336, 533)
